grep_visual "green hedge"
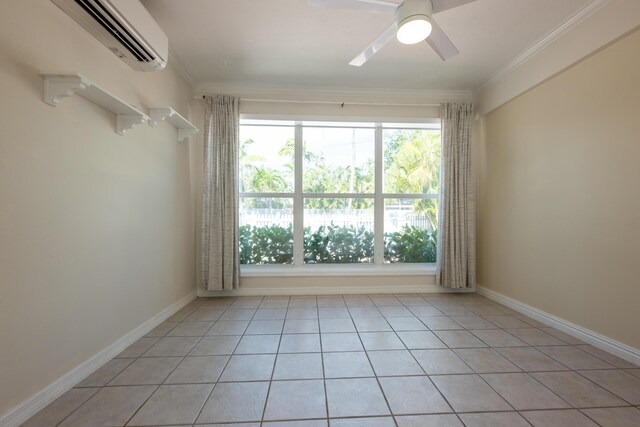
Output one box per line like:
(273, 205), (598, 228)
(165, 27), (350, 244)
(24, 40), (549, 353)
(239, 224), (436, 264)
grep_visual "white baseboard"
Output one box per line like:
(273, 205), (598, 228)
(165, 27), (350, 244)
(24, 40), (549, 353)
(477, 286), (640, 366)
(0, 291), (197, 427)
(197, 284), (474, 297)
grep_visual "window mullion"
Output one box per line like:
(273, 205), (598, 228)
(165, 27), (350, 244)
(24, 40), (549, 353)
(374, 124), (384, 265)
(293, 123), (304, 267)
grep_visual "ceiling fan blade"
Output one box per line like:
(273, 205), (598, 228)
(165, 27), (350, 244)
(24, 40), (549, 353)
(308, 0), (398, 14)
(349, 21), (397, 66)
(431, 0), (477, 14)
(425, 19), (459, 60)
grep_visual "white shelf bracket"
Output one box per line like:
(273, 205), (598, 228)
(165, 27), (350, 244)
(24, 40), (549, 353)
(177, 128), (199, 142)
(43, 74), (90, 107)
(148, 107), (174, 127)
(116, 114), (148, 135)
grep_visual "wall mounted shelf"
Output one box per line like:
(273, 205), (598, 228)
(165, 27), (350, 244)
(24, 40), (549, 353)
(41, 72), (149, 135)
(148, 107), (198, 142)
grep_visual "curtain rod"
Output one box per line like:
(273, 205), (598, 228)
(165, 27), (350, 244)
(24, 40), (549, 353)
(194, 95), (441, 108)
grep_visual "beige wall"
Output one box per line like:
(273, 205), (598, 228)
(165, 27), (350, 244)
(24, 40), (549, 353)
(477, 29), (640, 349)
(0, 0), (196, 416)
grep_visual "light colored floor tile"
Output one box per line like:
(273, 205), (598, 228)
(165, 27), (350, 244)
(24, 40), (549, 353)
(433, 330), (487, 348)
(430, 374), (511, 412)
(522, 409), (599, 426)
(76, 358), (134, 387)
(284, 319), (320, 334)
(279, 333), (321, 353)
(264, 421), (327, 427)
(454, 348), (521, 373)
(231, 298), (263, 309)
(109, 357), (181, 385)
(142, 336), (200, 357)
(449, 316), (496, 330)
(167, 321), (213, 336)
(206, 320), (249, 335)
(412, 349), (473, 374)
(197, 382), (269, 423)
(264, 380), (327, 420)
(286, 307), (319, 319)
(220, 308), (257, 320)
(409, 306), (444, 317)
(117, 337), (159, 358)
(348, 306), (383, 317)
(360, 332), (405, 350)
(496, 347), (569, 371)
(185, 308), (225, 322)
(379, 376), (451, 415)
(397, 331), (446, 349)
(245, 319), (284, 335)
(353, 317), (393, 332)
(540, 327), (585, 344)
(253, 308), (287, 320)
(343, 296), (374, 307)
(470, 329), (528, 347)
(21, 388), (99, 427)
(481, 373), (570, 410)
(396, 296), (427, 305)
(323, 351), (374, 378)
(419, 316), (463, 330)
(331, 417), (394, 426)
(481, 315), (531, 329)
(144, 321), (179, 337)
(578, 369), (640, 404)
(320, 318), (356, 333)
(581, 407), (640, 427)
(164, 355), (228, 384)
(459, 412), (530, 427)
(506, 328), (566, 346)
(273, 353), (324, 379)
(319, 307), (351, 319)
(326, 378), (390, 417)
(58, 386), (155, 427)
(627, 368), (640, 378)
(371, 296), (402, 307)
(189, 335), (241, 355)
(235, 334), (280, 354)
(386, 317), (428, 331)
(378, 306), (413, 317)
(219, 354), (275, 381)
(537, 346), (615, 370)
(127, 384), (213, 426)
(288, 297), (317, 308)
(368, 350), (424, 376)
(396, 414), (463, 427)
(532, 371), (628, 408)
(259, 297), (290, 309)
(321, 333), (364, 352)
(577, 344), (639, 368)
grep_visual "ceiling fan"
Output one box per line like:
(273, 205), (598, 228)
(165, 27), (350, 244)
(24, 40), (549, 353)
(308, 0), (477, 66)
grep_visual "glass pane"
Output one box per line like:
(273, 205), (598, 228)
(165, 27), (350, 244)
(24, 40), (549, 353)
(240, 197), (293, 265)
(304, 198), (374, 264)
(303, 127), (375, 194)
(383, 129), (441, 194)
(384, 198), (438, 263)
(239, 125), (295, 193)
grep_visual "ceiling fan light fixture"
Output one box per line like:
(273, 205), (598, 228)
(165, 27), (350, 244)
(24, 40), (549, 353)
(397, 16), (432, 44)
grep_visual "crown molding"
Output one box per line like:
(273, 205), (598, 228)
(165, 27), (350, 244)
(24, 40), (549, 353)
(168, 48), (196, 90)
(478, 0), (611, 91)
(195, 82), (472, 105)
(474, 0), (640, 116)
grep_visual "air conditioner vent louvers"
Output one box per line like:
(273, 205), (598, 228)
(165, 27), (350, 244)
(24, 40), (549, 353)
(74, 0), (155, 62)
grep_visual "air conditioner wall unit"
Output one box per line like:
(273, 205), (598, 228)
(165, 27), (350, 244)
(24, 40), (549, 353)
(51, 0), (168, 71)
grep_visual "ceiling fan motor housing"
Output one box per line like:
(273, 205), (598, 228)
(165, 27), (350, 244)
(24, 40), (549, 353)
(396, 0), (433, 43)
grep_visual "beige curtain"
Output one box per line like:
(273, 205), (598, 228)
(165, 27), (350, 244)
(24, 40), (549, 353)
(437, 103), (475, 289)
(201, 95), (240, 291)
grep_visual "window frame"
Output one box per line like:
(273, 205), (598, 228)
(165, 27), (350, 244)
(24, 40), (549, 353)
(239, 118), (440, 276)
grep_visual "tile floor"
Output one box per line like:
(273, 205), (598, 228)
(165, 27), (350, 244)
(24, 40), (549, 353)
(22, 293), (640, 426)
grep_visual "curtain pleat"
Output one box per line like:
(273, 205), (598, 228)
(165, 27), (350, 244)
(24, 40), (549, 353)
(201, 95), (240, 291)
(437, 103), (475, 289)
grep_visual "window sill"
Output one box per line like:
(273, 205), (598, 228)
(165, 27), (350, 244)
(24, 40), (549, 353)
(240, 264), (437, 278)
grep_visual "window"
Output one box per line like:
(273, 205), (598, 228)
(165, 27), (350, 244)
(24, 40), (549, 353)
(239, 120), (440, 268)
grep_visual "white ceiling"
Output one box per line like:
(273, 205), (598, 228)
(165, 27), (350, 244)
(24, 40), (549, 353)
(142, 0), (592, 92)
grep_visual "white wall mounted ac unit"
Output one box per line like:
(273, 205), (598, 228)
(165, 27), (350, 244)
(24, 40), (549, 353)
(51, 0), (168, 71)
